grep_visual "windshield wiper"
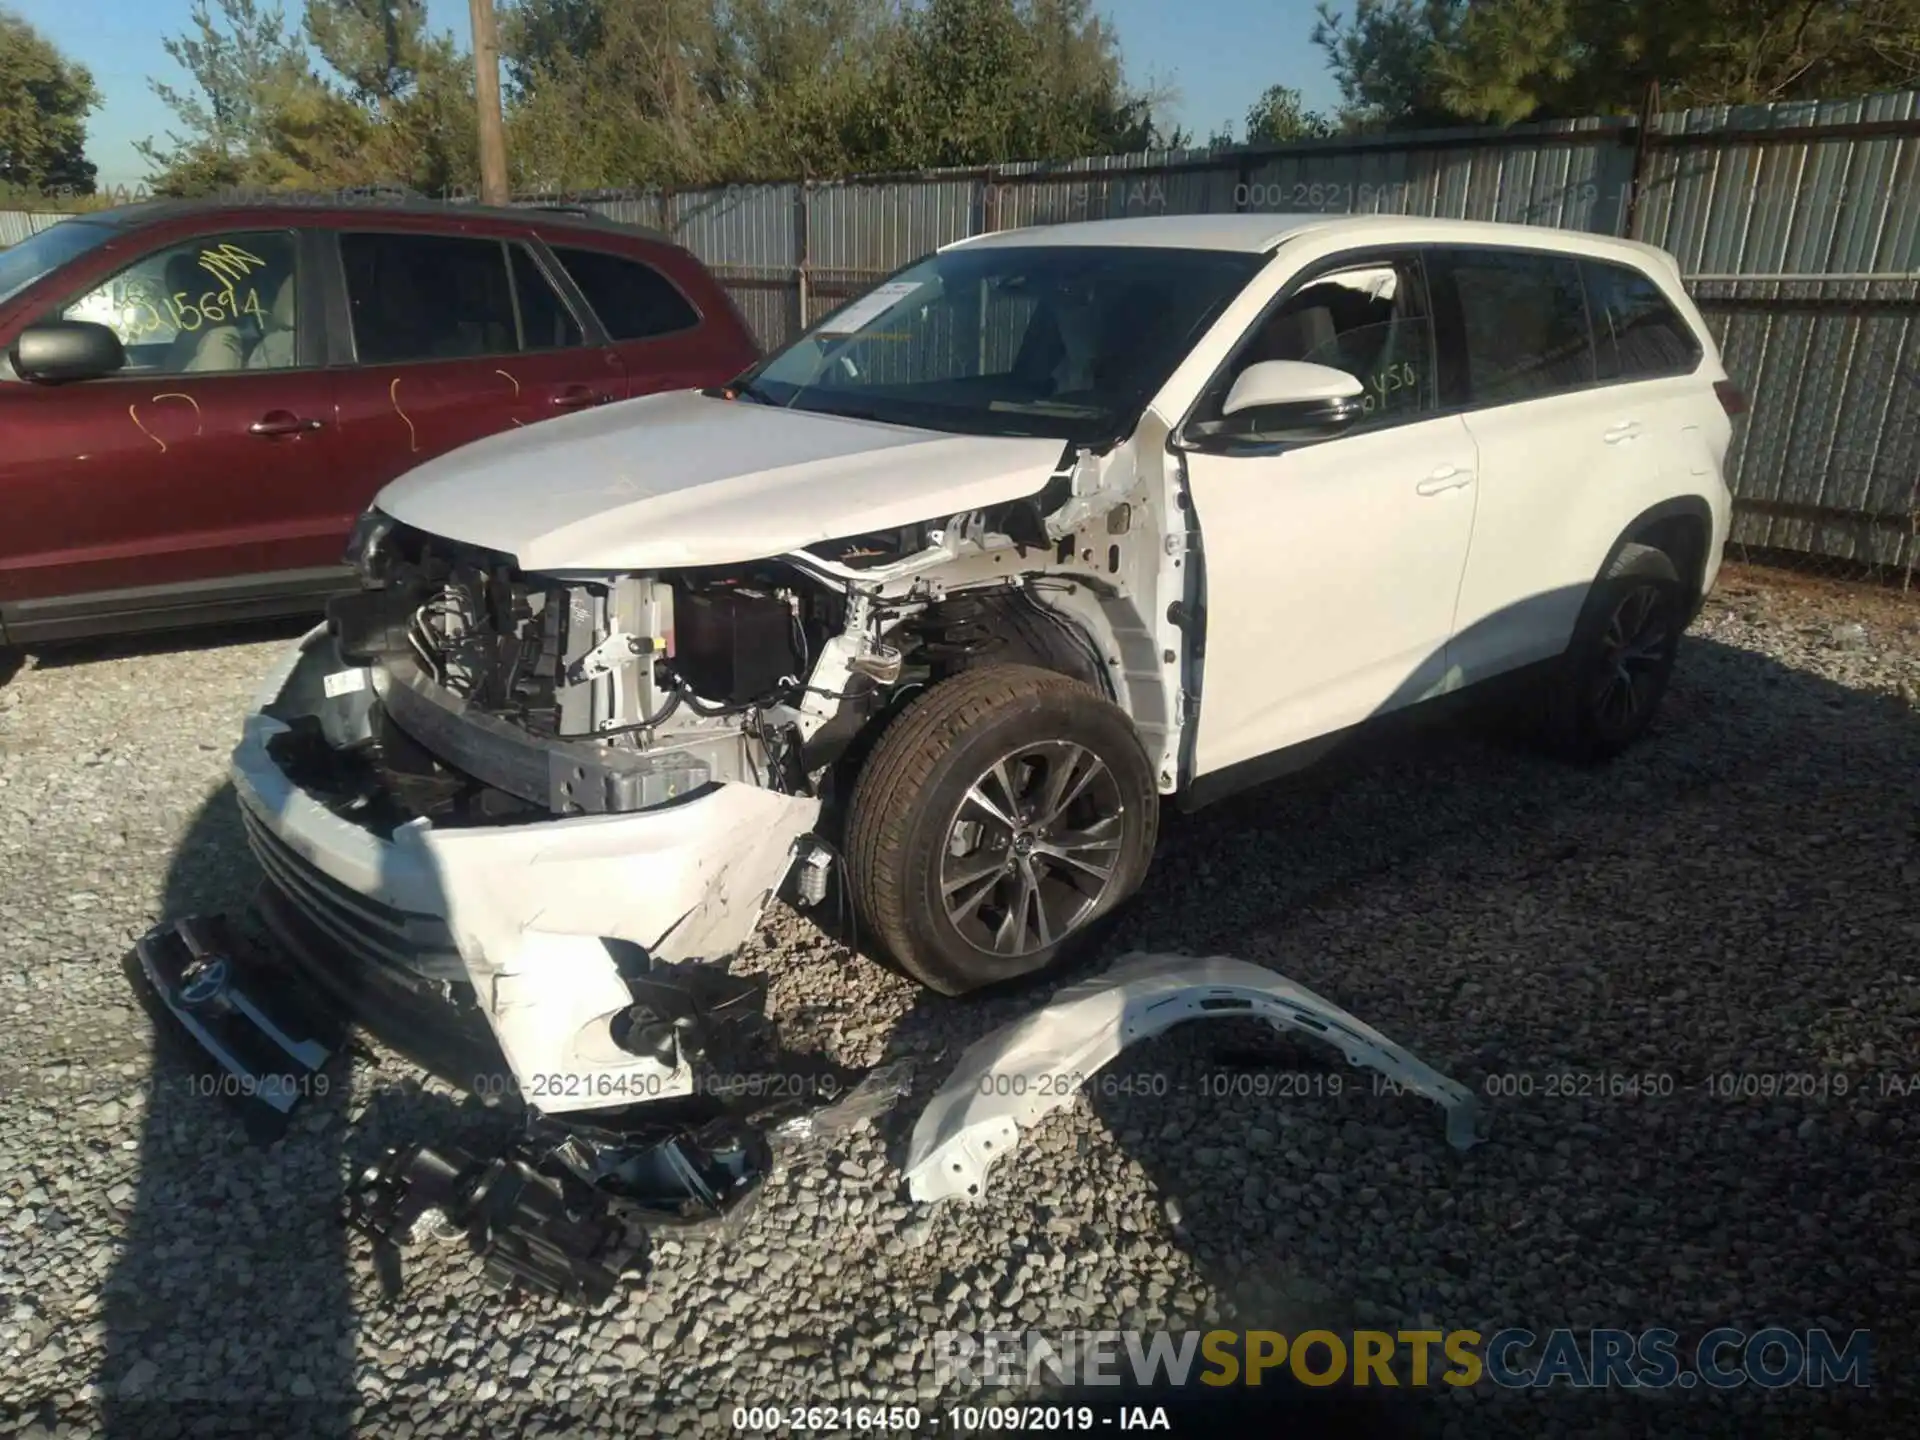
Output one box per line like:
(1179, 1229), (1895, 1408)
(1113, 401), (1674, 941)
(708, 377), (779, 405)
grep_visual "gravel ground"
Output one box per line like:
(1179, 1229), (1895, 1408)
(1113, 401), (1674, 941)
(1, 564), (1916, 1440)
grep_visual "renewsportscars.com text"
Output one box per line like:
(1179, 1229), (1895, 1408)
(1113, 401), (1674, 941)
(933, 1327), (1872, 1390)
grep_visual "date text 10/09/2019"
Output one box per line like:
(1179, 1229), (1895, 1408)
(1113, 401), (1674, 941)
(731, 1405), (1169, 1432)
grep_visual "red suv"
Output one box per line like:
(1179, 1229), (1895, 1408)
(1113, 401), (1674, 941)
(0, 198), (759, 644)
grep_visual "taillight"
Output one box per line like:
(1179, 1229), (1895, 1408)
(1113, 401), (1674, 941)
(1715, 380), (1748, 417)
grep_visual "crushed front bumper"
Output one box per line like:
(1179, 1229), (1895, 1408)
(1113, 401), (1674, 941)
(231, 625), (821, 1113)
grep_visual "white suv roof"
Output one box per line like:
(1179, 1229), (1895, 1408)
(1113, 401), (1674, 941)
(944, 213), (1684, 278)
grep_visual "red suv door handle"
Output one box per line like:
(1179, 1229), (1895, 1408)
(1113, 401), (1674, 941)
(551, 386), (606, 409)
(250, 411), (324, 437)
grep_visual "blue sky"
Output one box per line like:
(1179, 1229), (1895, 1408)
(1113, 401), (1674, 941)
(14, 0), (1346, 192)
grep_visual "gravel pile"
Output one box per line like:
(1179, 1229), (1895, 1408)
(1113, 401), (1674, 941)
(1, 566), (1916, 1439)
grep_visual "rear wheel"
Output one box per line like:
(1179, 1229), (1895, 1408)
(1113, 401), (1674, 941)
(1539, 542), (1685, 763)
(845, 665), (1158, 995)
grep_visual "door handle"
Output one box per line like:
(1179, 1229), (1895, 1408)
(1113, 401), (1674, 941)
(1604, 420), (1644, 444)
(249, 411), (324, 437)
(551, 386), (606, 409)
(1415, 465), (1474, 496)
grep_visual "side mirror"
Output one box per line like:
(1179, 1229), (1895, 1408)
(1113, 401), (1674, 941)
(10, 320), (126, 384)
(1219, 359), (1365, 433)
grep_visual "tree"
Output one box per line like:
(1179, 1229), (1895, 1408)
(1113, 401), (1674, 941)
(499, 0), (1179, 189)
(853, 0), (1173, 171)
(1313, 0), (1920, 129)
(139, 0), (476, 195)
(1310, 0), (1460, 130)
(0, 7), (101, 194)
(1242, 83), (1335, 144)
(137, 0), (332, 192)
(303, 0), (477, 192)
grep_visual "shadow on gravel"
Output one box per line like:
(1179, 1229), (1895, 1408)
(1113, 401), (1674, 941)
(855, 629), (1917, 1437)
(88, 608), (1917, 1439)
(97, 782), (358, 1440)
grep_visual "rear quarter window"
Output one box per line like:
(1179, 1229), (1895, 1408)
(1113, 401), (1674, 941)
(1584, 260), (1702, 380)
(552, 245), (701, 341)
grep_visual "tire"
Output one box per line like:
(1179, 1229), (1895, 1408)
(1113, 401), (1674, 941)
(845, 664), (1159, 995)
(1538, 542), (1685, 764)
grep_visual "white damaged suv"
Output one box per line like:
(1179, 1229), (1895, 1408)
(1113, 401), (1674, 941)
(224, 214), (1739, 1110)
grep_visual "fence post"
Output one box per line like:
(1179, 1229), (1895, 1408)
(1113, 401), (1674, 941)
(982, 166), (1001, 234)
(1621, 79), (1662, 239)
(795, 179), (812, 340)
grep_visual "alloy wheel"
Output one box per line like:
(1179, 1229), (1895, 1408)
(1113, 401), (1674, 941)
(938, 740), (1127, 959)
(1590, 582), (1674, 733)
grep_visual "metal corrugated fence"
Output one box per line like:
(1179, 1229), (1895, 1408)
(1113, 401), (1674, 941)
(5, 91), (1916, 571)
(0, 210), (73, 246)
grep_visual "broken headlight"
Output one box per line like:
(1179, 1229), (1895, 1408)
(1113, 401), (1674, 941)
(343, 507), (396, 581)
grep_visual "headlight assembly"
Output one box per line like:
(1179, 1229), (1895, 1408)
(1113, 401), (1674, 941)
(343, 507), (396, 579)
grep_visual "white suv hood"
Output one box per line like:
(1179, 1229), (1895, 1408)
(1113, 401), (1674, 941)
(373, 390), (1069, 572)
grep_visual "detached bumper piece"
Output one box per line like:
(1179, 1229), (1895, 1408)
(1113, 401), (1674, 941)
(346, 1118), (776, 1306)
(132, 916), (338, 1132)
(348, 1142), (634, 1307)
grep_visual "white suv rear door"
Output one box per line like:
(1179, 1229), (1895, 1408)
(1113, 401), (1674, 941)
(1428, 245), (1695, 684)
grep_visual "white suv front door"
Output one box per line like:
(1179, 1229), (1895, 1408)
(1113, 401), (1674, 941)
(1176, 254), (1480, 778)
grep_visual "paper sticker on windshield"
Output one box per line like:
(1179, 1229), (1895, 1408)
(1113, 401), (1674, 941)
(816, 281), (922, 336)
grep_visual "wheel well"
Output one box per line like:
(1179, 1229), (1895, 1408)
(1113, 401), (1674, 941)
(1628, 507), (1710, 608)
(895, 588), (1110, 697)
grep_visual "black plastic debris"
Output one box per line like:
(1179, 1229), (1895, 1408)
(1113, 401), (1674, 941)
(347, 1141), (634, 1306)
(608, 959), (773, 1073)
(132, 912), (917, 1306)
(130, 915), (339, 1140)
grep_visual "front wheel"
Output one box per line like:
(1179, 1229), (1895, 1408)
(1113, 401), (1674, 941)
(844, 665), (1159, 995)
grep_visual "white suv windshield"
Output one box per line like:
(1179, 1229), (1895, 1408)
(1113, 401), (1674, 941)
(741, 245), (1265, 443)
(0, 219), (117, 308)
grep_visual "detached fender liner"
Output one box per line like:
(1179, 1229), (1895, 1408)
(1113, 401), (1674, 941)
(903, 952), (1488, 1204)
(376, 655), (710, 815)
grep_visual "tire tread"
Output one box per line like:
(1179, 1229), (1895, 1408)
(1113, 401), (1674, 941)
(846, 664), (1109, 991)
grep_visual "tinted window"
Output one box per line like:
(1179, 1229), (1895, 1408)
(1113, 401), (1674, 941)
(553, 246), (700, 341)
(1585, 260), (1701, 380)
(341, 233), (517, 363)
(1441, 249), (1594, 405)
(1209, 255), (1435, 427)
(56, 230), (299, 374)
(511, 245), (582, 350)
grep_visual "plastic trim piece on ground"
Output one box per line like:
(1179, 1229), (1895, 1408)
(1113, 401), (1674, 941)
(903, 952), (1489, 1205)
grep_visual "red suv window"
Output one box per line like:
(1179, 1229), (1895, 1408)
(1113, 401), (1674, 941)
(551, 245), (702, 341)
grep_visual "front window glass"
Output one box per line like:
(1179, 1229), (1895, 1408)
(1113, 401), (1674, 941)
(55, 230), (298, 373)
(0, 219), (117, 307)
(742, 245), (1265, 442)
(1205, 257), (1436, 427)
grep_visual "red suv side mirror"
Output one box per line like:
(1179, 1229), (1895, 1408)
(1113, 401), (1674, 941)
(12, 320), (127, 384)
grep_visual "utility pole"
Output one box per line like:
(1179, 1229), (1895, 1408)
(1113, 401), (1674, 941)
(469, 0), (510, 205)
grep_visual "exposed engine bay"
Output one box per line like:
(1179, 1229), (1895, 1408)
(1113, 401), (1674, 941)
(276, 451), (1189, 836)
(217, 434), (1193, 1137)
